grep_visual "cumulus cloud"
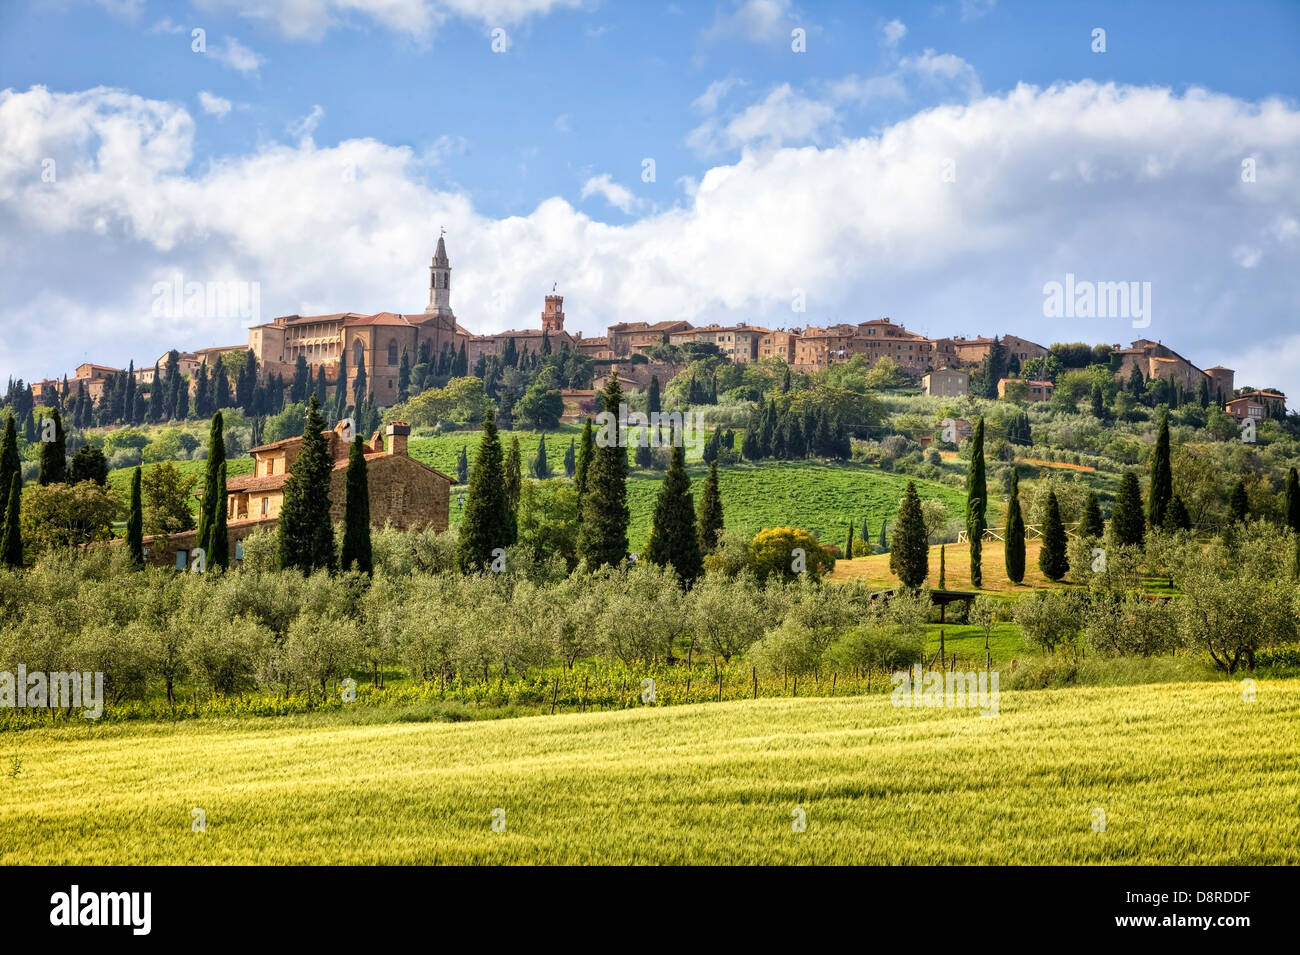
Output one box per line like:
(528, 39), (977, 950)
(197, 91), (232, 118)
(2, 81), (1299, 400)
(702, 0), (795, 45)
(688, 84), (838, 155)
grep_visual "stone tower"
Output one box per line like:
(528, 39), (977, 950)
(542, 293), (564, 334)
(426, 234), (453, 318)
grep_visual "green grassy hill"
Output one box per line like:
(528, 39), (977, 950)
(4, 681), (1296, 864)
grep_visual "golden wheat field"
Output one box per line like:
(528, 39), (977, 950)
(2, 680), (1297, 865)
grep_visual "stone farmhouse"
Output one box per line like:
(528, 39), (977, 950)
(1113, 339), (1235, 400)
(140, 421), (453, 568)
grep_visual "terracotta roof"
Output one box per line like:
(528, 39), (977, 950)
(248, 430), (334, 454)
(228, 452), (456, 492)
(343, 312), (414, 327)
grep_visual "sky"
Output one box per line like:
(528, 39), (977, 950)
(1, 0), (1298, 399)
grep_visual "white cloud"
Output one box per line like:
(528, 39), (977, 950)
(688, 84), (838, 155)
(553, 113), (571, 133)
(3, 81), (1300, 401)
(209, 36), (264, 75)
(580, 174), (638, 214)
(147, 17), (187, 34)
(900, 48), (983, 98)
(193, 0), (583, 42)
(692, 78), (745, 114)
(197, 91), (233, 118)
(702, 0), (795, 44)
(882, 18), (906, 49)
(960, 0), (997, 23)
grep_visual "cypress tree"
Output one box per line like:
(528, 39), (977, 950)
(210, 461), (229, 570)
(1166, 494), (1191, 532)
(1038, 490), (1069, 581)
(0, 474), (21, 568)
(504, 435), (522, 544)
(126, 465), (144, 569)
(37, 408), (66, 485)
(340, 435), (372, 574)
(1005, 466), (1026, 584)
(0, 415), (20, 497)
(196, 412), (226, 560)
(148, 362), (163, 421)
(938, 544), (946, 589)
(575, 416), (595, 501)
(1111, 470), (1146, 548)
(1230, 480), (1249, 523)
(1091, 383), (1105, 419)
(646, 443), (703, 584)
(1080, 490), (1105, 538)
(276, 395), (336, 573)
(878, 513), (888, 552)
(314, 365), (328, 406)
(457, 445), (469, 484)
(966, 416), (986, 587)
(532, 434), (552, 479)
(563, 438), (576, 478)
(397, 349), (411, 402)
(844, 519), (855, 560)
(1286, 467), (1300, 533)
(1148, 413), (1173, 529)
(457, 411), (510, 572)
(577, 375), (630, 568)
(696, 459), (724, 552)
(889, 481), (929, 589)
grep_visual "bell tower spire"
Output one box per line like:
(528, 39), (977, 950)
(426, 228), (453, 317)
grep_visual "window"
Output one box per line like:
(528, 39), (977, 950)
(261, 497), (269, 516)
(387, 339), (398, 366)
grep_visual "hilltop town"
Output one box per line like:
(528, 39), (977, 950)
(15, 237), (1287, 428)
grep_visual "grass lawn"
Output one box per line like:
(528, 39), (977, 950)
(832, 539), (1075, 593)
(3, 681), (1295, 864)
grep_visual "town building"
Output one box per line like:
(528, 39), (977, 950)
(998, 377), (1055, 401)
(947, 334), (1049, 367)
(793, 318), (933, 374)
(1112, 339), (1233, 398)
(922, 369), (969, 397)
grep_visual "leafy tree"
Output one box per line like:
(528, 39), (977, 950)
(0, 474), (21, 567)
(696, 459), (724, 552)
(276, 395), (336, 574)
(1165, 494), (1191, 531)
(1038, 490), (1069, 581)
(340, 435), (372, 574)
(646, 443), (703, 584)
(1111, 470), (1146, 548)
(142, 462), (198, 535)
(889, 480), (929, 588)
(966, 416), (986, 587)
(516, 379), (564, 429)
(1148, 413), (1173, 528)
(457, 411), (510, 572)
(1005, 466), (1026, 584)
(37, 408), (67, 485)
(1080, 490), (1105, 538)
(577, 376), (631, 568)
(746, 527), (834, 582)
(126, 466), (144, 568)
(516, 479), (580, 565)
(19, 480), (118, 552)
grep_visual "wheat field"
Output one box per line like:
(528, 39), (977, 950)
(2, 680), (1296, 865)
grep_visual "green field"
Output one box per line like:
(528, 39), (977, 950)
(2, 681), (1295, 864)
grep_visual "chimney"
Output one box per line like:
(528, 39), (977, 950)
(386, 422), (410, 456)
(369, 429), (385, 454)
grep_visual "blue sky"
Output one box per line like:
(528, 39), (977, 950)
(1, 0), (1299, 397)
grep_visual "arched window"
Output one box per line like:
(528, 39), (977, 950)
(387, 339), (399, 366)
(353, 341), (365, 368)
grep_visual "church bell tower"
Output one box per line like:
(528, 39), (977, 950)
(426, 232), (453, 319)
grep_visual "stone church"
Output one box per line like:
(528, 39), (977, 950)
(246, 235), (468, 405)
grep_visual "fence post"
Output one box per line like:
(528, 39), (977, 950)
(549, 677), (559, 715)
(752, 666), (758, 700)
